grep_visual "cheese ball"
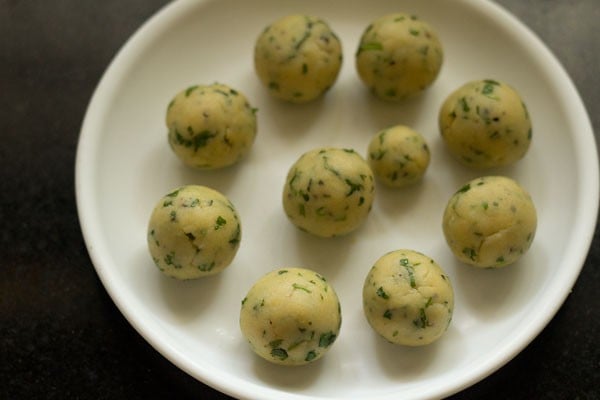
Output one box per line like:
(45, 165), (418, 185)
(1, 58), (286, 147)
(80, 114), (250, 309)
(147, 185), (242, 279)
(367, 125), (430, 188)
(439, 79), (532, 168)
(363, 250), (454, 346)
(254, 14), (343, 103)
(240, 267), (342, 366)
(356, 13), (443, 101)
(442, 176), (537, 268)
(282, 148), (375, 237)
(166, 83), (257, 169)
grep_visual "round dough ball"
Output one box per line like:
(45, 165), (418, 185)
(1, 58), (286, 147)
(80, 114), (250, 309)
(439, 79), (532, 168)
(254, 14), (342, 103)
(147, 185), (242, 279)
(240, 267), (342, 366)
(442, 176), (537, 268)
(356, 13), (443, 101)
(282, 147), (375, 237)
(166, 83), (257, 169)
(367, 125), (430, 188)
(363, 250), (454, 346)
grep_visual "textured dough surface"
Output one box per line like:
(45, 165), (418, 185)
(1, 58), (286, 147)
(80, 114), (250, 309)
(439, 79), (532, 168)
(254, 14), (342, 103)
(363, 250), (454, 346)
(240, 267), (342, 365)
(282, 148), (375, 237)
(166, 83), (257, 169)
(356, 13), (443, 101)
(367, 125), (430, 188)
(147, 185), (242, 279)
(442, 176), (537, 268)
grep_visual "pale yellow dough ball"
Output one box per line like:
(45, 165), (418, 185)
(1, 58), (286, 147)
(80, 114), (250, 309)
(282, 148), (375, 237)
(147, 185), (242, 279)
(442, 176), (537, 268)
(166, 83), (257, 169)
(367, 125), (430, 188)
(254, 14), (342, 103)
(439, 79), (532, 168)
(356, 13), (443, 101)
(363, 250), (454, 346)
(240, 267), (342, 366)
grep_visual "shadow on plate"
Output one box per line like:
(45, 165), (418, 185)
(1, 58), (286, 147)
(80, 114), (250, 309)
(251, 350), (323, 390)
(372, 329), (441, 380)
(447, 242), (546, 321)
(157, 269), (225, 323)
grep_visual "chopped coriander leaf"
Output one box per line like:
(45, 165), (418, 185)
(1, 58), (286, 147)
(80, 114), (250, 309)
(318, 331), (336, 348)
(270, 348), (288, 360)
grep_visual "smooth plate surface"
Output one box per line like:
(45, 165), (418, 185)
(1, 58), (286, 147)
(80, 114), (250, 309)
(75, 0), (598, 399)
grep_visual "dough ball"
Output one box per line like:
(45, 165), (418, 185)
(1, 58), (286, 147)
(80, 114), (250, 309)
(147, 185), (242, 279)
(439, 79), (532, 168)
(356, 13), (443, 101)
(254, 14), (343, 103)
(363, 250), (454, 346)
(442, 176), (537, 268)
(166, 83), (257, 169)
(367, 125), (430, 188)
(282, 147), (375, 237)
(240, 267), (342, 366)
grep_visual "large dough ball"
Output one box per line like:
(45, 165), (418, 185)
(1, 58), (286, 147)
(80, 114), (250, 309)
(439, 79), (532, 168)
(356, 13), (443, 101)
(363, 250), (454, 346)
(166, 83), (257, 169)
(442, 176), (537, 268)
(367, 125), (430, 188)
(282, 147), (375, 237)
(240, 267), (342, 366)
(254, 14), (343, 103)
(147, 185), (242, 279)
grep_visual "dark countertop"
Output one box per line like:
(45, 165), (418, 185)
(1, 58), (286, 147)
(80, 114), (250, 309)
(1, 1), (598, 399)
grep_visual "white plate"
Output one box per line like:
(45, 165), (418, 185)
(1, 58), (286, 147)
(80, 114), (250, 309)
(75, 0), (598, 399)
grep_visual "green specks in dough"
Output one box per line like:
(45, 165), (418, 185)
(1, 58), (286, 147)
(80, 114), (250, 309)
(292, 283), (312, 293)
(383, 310), (393, 320)
(185, 85), (199, 97)
(376, 286), (390, 299)
(215, 216), (227, 230)
(318, 331), (336, 348)
(270, 347), (288, 361)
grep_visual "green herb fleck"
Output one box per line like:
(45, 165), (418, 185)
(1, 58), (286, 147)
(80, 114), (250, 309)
(270, 348), (288, 360)
(185, 85), (199, 97)
(413, 308), (429, 329)
(376, 287), (390, 299)
(305, 350), (317, 362)
(358, 42), (383, 54)
(460, 97), (470, 113)
(292, 283), (312, 293)
(318, 331), (336, 348)
(383, 310), (392, 320)
(214, 216), (227, 230)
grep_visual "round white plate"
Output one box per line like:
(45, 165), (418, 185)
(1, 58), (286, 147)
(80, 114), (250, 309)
(75, 0), (598, 399)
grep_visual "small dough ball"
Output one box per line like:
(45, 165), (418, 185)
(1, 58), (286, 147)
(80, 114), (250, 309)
(147, 185), (242, 279)
(240, 267), (342, 366)
(367, 125), (430, 188)
(356, 13), (443, 101)
(439, 79), (532, 168)
(442, 176), (537, 268)
(282, 148), (375, 237)
(363, 250), (454, 346)
(254, 14), (343, 103)
(166, 83), (257, 169)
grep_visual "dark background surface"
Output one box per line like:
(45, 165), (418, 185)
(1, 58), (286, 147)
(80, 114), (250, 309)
(1, 0), (598, 399)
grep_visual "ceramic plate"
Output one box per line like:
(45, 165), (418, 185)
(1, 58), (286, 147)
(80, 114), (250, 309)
(75, 0), (598, 398)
